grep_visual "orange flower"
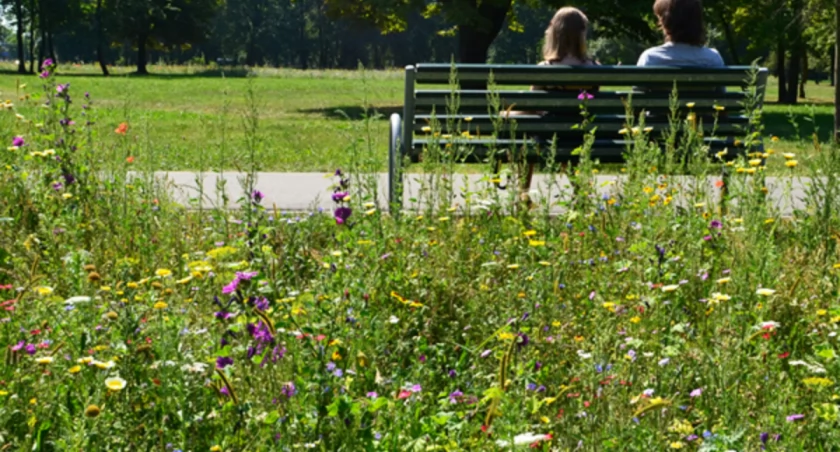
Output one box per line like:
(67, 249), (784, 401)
(115, 122), (128, 135)
(714, 180), (725, 188)
(126, 156), (134, 164)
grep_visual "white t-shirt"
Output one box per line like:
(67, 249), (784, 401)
(637, 42), (724, 67)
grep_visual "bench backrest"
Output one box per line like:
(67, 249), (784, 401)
(401, 64), (769, 162)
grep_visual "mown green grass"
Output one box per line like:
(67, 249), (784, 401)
(0, 63), (834, 172)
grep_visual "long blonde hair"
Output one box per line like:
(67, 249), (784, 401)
(542, 7), (590, 63)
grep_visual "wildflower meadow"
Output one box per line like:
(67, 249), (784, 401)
(4, 61), (840, 451)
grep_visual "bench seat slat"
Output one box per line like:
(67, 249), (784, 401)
(413, 64), (769, 86)
(413, 114), (748, 134)
(410, 138), (740, 164)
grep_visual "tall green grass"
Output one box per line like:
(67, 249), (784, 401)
(2, 62), (840, 451)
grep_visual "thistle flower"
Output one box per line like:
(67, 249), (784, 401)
(334, 207), (352, 225)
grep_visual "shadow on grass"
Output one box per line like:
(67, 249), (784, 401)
(298, 105), (403, 120)
(0, 68), (252, 78)
(764, 106), (834, 143)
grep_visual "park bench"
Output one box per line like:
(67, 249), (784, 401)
(388, 64), (769, 209)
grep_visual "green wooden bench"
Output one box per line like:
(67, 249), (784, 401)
(388, 64), (769, 208)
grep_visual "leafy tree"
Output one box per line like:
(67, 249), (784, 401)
(111, 0), (220, 73)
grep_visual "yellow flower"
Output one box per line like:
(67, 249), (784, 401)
(176, 276), (192, 285)
(785, 160), (798, 168)
(817, 309), (828, 316)
(438, 216), (449, 222)
(69, 365), (82, 374)
(498, 332), (516, 341)
(210, 446), (222, 452)
(464, 116), (473, 122)
(100, 286), (111, 291)
(155, 268), (172, 278)
(78, 357), (94, 364)
(523, 230), (537, 237)
(662, 284), (679, 293)
(803, 377), (833, 387)
(507, 264), (520, 270)
(630, 316), (641, 324)
(670, 441), (685, 449)
(573, 335), (584, 342)
(783, 153), (795, 160)
(62, 193), (73, 199)
(529, 240), (546, 247)
(105, 377), (127, 391)
(538, 261), (551, 266)
(744, 168), (757, 174)
(35, 356), (54, 365)
(365, 208), (376, 215)
(331, 350), (342, 361)
(686, 102), (695, 108)
(153, 301), (168, 309)
(34, 286), (54, 296)
(421, 126), (431, 132)
(764, 218), (775, 224)
(0, 391), (8, 396)
(713, 105), (725, 111)
(748, 159), (762, 167)
(709, 293), (731, 304)
(618, 128), (629, 135)
(644, 126), (653, 133)
(756, 288), (776, 296)
(694, 202), (705, 208)
(771, 136), (780, 142)
(126, 282), (139, 289)
(93, 360), (116, 370)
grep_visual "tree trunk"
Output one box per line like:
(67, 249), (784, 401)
(457, 0), (512, 64)
(95, 0), (109, 76)
(785, 0), (804, 104)
(777, 34), (787, 102)
(457, 0), (512, 89)
(48, 32), (56, 64)
(834, 0), (840, 142)
(832, 47), (836, 87)
(718, 8), (741, 65)
(14, 0), (26, 74)
(799, 52), (807, 99)
(136, 32), (149, 74)
(27, 0), (35, 73)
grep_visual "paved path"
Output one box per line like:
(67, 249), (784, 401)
(156, 171), (820, 215)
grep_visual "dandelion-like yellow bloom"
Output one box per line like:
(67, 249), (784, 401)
(105, 377), (126, 391)
(686, 102), (695, 108)
(662, 284), (679, 292)
(35, 356), (54, 365)
(176, 276), (192, 285)
(210, 446), (222, 452)
(93, 360), (116, 370)
(69, 365), (82, 374)
(155, 268), (172, 278)
(630, 316), (641, 324)
(785, 160), (798, 168)
(529, 240), (546, 247)
(771, 136), (779, 142)
(618, 128), (629, 135)
(748, 159), (762, 167)
(153, 301), (168, 309)
(817, 309), (828, 316)
(756, 288), (776, 296)
(507, 264), (520, 270)
(421, 126), (431, 133)
(670, 442), (685, 449)
(523, 230), (537, 237)
(644, 126), (653, 133)
(782, 153), (795, 159)
(78, 357), (94, 364)
(34, 286), (54, 296)
(498, 332), (516, 341)
(62, 193), (73, 199)
(126, 282), (139, 289)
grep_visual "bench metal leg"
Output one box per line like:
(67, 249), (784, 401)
(389, 113), (402, 216)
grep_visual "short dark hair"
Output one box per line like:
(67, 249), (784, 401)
(654, 0), (706, 46)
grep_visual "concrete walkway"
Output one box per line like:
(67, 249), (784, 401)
(156, 171), (820, 215)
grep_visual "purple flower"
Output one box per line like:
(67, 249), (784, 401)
(56, 84), (68, 94)
(332, 192), (348, 203)
(690, 388), (702, 398)
(703, 235), (713, 241)
(214, 311), (233, 320)
(43, 58), (54, 67)
(686, 434), (698, 442)
(216, 356), (233, 369)
(367, 391), (378, 399)
(334, 207), (352, 225)
(480, 349), (492, 358)
(236, 271), (258, 281)
(281, 382), (296, 398)
(334, 169), (342, 177)
(25, 344), (36, 355)
(39, 70), (50, 79)
(52, 182), (63, 191)
(251, 190), (264, 203)
(12, 136), (24, 147)
(577, 91), (594, 101)
(11, 341), (24, 352)
(710, 219), (722, 229)
(222, 279), (239, 294)
(786, 413), (804, 422)
(254, 297), (269, 311)
(410, 384), (422, 393)
(448, 390), (463, 403)
(326, 362), (336, 371)
(760, 432), (769, 446)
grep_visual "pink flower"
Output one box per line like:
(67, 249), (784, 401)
(690, 388), (702, 398)
(578, 91), (594, 101)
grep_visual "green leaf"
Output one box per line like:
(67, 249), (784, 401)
(264, 410), (280, 425)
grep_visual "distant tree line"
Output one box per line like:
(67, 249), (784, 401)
(0, 0), (835, 104)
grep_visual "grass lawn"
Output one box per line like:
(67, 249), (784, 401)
(0, 63), (834, 172)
